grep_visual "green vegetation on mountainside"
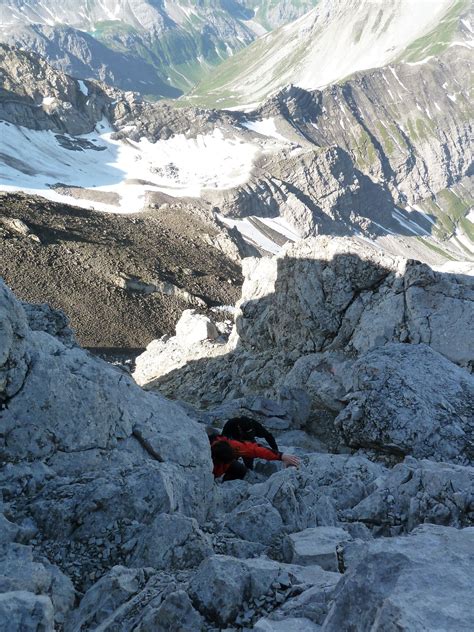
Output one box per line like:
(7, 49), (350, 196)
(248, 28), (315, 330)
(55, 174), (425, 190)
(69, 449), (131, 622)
(399, 0), (469, 63)
(419, 187), (474, 243)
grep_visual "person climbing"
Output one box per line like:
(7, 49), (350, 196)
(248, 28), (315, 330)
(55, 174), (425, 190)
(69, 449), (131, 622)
(221, 415), (279, 470)
(211, 435), (300, 481)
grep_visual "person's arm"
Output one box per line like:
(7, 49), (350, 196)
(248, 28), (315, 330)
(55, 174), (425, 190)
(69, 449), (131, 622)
(230, 440), (300, 468)
(229, 439), (281, 461)
(250, 420), (279, 451)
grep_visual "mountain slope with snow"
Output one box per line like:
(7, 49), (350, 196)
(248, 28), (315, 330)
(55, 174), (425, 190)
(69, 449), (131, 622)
(0, 0), (318, 97)
(189, 0), (472, 109)
(0, 39), (472, 263)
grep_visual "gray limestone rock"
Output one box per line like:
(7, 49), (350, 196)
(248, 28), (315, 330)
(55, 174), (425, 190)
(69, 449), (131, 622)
(283, 526), (353, 571)
(139, 238), (474, 415)
(0, 544), (75, 626)
(225, 498), (284, 545)
(323, 525), (474, 632)
(246, 454), (384, 533)
(0, 591), (54, 632)
(21, 301), (76, 347)
(66, 566), (153, 631)
(0, 515), (20, 545)
(336, 344), (474, 465)
(273, 570), (340, 626)
(0, 279), (213, 533)
(130, 513), (213, 570)
(346, 457), (474, 535)
(254, 616), (322, 631)
(175, 309), (219, 345)
(136, 590), (204, 632)
(188, 555), (294, 626)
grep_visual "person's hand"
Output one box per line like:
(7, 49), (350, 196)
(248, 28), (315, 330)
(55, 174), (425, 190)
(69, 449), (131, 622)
(281, 454), (300, 468)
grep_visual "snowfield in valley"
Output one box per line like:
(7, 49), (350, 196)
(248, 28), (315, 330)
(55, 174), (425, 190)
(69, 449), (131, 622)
(0, 119), (262, 213)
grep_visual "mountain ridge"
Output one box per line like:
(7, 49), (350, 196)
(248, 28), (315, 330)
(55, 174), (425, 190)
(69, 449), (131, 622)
(189, 0), (472, 109)
(0, 0), (319, 97)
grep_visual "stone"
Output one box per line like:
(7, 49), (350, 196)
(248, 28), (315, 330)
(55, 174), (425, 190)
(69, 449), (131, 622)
(188, 555), (296, 626)
(225, 499), (284, 545)
(283, 526), (353, 571)
(66, 566), (151, 631)
(0, 279), (213, 543)
(275, 575), (340, 625)
(218, 537), (267, 559)
(281, 352), (354, 414)
(175, 309), (219, 344)
(254, 616), (322, 631)
(346, 457), (474, 535)
(21, 301), (76, 347)
(130, 513), (213, 570)
(322, 525), (474, 632)
(246, 453), (384, 533)
(0, 515), (20, 545)
(136, 590), (204, 632)
(336, 344), (474, 465)
(136, 238), (474, 413)
(0, 591), (54, 632)
(0, 544), (75, 625)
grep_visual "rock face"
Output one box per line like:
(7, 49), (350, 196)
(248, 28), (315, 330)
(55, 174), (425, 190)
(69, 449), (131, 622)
(1, 233), (474, 630)
(323, 525), (474, 632)
(0, 277), (213, 591)
(346, 457), (474, 536)
(136, 237), (474, 419)
(336, 344), (474, 465)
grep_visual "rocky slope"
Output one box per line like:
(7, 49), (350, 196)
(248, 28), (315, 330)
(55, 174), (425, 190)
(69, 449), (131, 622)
(0, 0), (319, 97)
(214, 45), (474, 260)
(1, 234), (473, 630)
(135, 236), (474, 496)
(0, 191), (241, 349)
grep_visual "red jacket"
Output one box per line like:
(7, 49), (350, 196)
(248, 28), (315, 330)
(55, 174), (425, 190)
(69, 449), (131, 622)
(211, 436), (282, 477)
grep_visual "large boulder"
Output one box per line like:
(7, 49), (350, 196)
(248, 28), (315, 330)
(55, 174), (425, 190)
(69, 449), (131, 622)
(229, 453), (384, 534)
(130, 513), (213, 570)
(188, 555), (297, 627)
(21, 301), (76, 347)
(0, 591), (54, 632)
(175, 309), (219, 344)
(65, 566), (183, 632)
(336, 344), (474, 465)
(323, 525), (474, 632)
(283, 526), (353, 571)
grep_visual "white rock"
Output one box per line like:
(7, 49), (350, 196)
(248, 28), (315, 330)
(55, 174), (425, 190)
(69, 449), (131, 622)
(175, 309), (219, 344)
(284, 526), (352, 571)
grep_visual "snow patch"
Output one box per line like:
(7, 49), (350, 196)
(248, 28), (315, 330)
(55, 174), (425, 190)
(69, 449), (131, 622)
(242, 118), (289, 143)
(218, 213), (298, 255)
(0, 121), (261, 213)
(389, 66), (408, 91)
(77, 80), (89, 96)
(461, 18), (473, 34)
(392, 209), (429, 236)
